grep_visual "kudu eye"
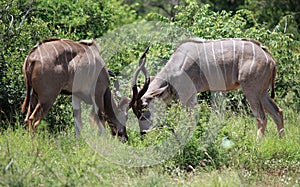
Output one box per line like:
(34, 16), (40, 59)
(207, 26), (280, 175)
(141, 103), (147, 110)
(139, 104), (147, 113)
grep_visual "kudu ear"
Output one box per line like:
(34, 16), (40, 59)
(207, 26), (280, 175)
(108, 69), (122, 98)
(146, 85), (168, 99)
(118, 96), (131, 112)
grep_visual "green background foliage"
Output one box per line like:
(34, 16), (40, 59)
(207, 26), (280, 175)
(1, 0), (299, 127)
(0, 0), (299, 185)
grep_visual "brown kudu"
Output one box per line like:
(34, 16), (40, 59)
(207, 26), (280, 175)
(22, 38), (129, 141)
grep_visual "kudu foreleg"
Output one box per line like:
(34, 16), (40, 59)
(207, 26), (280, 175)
(242, 87), (267, 139)
(72, 96), (83, 137)
(91, 82), (106, 135)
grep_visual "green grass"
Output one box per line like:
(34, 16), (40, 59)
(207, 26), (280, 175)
(0, 107), (299, 186)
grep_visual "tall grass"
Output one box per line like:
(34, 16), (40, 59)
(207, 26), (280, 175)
(0, 106), (299, 186)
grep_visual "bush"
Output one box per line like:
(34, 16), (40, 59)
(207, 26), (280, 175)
(1, 0), (298, 131)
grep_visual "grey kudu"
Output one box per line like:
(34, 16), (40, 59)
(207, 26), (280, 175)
(22, 38), (131, 141)
(130, 38), (284, 138)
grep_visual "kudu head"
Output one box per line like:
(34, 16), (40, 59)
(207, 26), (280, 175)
(129, 46), (153, 134)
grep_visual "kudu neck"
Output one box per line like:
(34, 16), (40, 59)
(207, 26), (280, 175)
(103, 88), (123, 126)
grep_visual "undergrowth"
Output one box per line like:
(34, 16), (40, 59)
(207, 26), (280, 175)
(0, 107), (299, 186)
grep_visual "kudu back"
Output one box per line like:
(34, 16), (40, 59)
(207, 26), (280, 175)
(22, 38), (128, 141)
(130, 38), (284, 138)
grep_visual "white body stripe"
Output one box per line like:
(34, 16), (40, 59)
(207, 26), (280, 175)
(232, 40), (236, 82)
(211, 42), (217, 65)
(60, 42), (68, 64)
(250, 42), (255, 73)
(193, 42), (204, 84)
(62, 40), (75, 63)
(262, 49), (269, 63)
(262, 49), (269, 75)
(220, 40), (226, 77)
(46, 46), (51, 59)
(37, 46), (44, 73)
(62, 40), (75, 69)
(49, 43), (59, 59)
(241, 41), (245, 66)
(42, 43), (51, 63)
(233, 40), (236, 63)
(79, 45), (91, 74)
(203, 43), (210, 73)
(211, 42), (221, 81)
(175, 44), (197, 70)
(89, 46), (97, 78)
(220, 41), (225, 62)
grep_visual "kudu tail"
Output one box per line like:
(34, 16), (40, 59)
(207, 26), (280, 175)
(270, 66), (276, 99)
(21, 57), (33, 113)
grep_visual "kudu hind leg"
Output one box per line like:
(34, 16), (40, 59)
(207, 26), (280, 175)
(24, 101), (32, 124)
(27, 102), (46, 136)
(261, 92), (284, 137)
(27, 102), (42, 131)
(32, 104), (43, 130)
(31, 99), (56, 130)
(242, 88), (267, 139)
(24, 94), (38, 126)
(25, 95), (53, 134)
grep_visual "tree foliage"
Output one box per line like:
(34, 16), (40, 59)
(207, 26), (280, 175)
(127, 0), (300, 38)
(0, 0), (299, 130)
(244, 0), (300, 34)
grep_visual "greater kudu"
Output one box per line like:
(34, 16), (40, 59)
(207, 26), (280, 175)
(130, 38), (284, 138)
(22, 38), (129, 141)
